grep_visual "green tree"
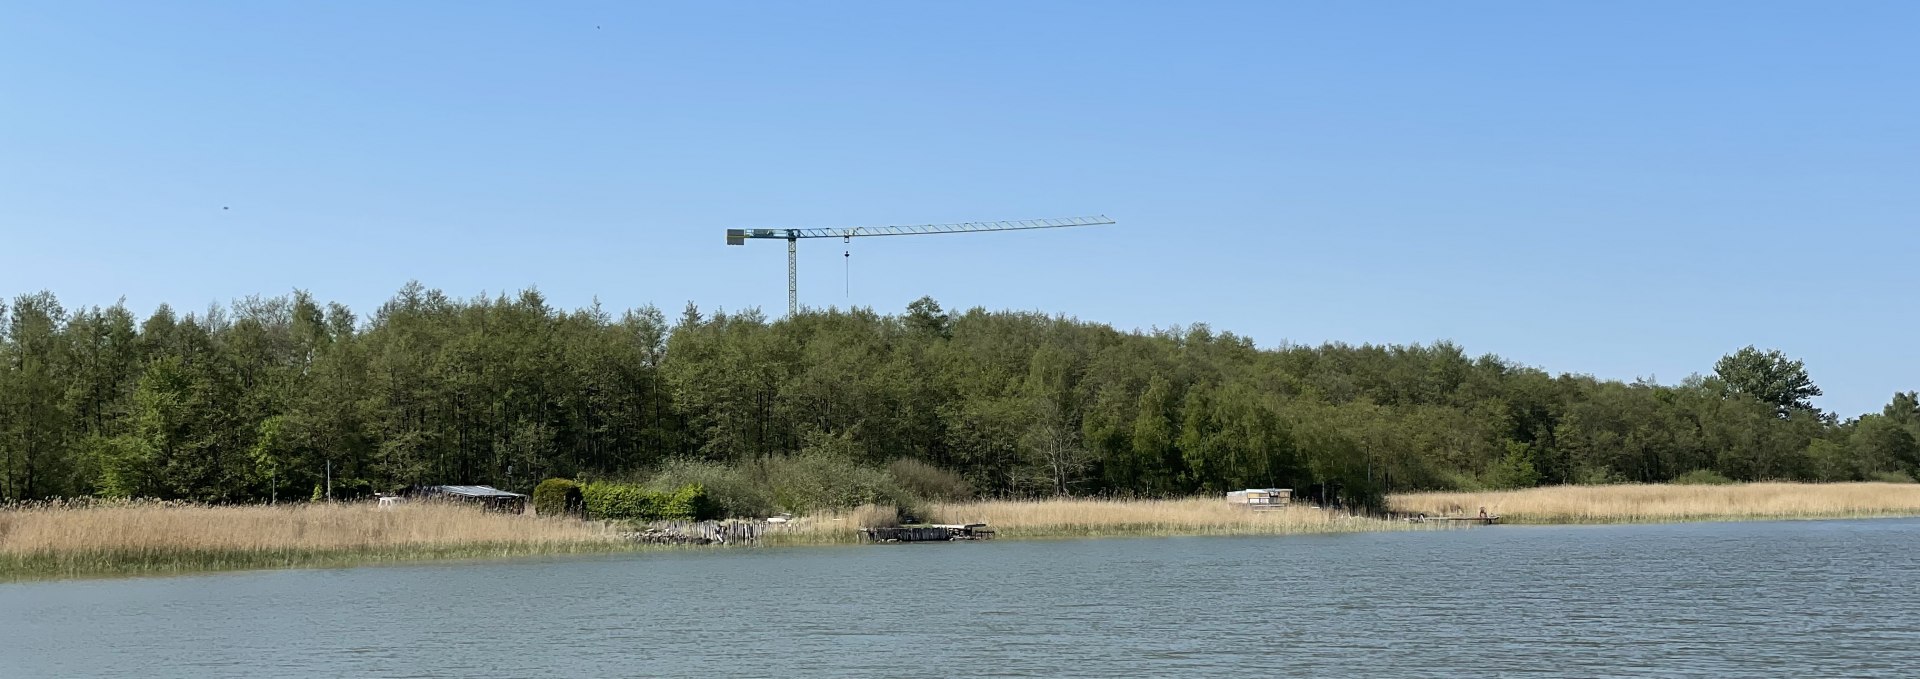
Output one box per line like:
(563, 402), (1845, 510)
(1484, 441), (1542, 489)
(1714, 346), (1823, 417)
(1, 293), (72, 499)
(1, 284), (1912, 505)
(1126, 376), (1182, 494)
(905, 296), (951, 338)
(1852, 415), (1919, 479)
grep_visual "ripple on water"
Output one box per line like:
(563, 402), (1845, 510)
(3, 518), (1919, 678)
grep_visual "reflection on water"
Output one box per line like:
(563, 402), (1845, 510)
(4, 518), (1918, 677)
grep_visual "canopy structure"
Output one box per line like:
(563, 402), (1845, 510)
(404, 485), (528, 512)
(426, 485), (526, 499)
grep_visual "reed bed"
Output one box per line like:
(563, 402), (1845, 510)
(924, 498), (1415, 538)
(763, 498), (1416, 544)
(1390, 482), (1920, 524)
(0, 500), (631, 581)
(754, 504), (900, 545)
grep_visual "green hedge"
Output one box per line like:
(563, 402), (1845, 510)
(582, 482), (715, 521)
(533, 478), (584, 517)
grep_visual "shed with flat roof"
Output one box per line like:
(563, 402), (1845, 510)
(403, 484), (528, 513)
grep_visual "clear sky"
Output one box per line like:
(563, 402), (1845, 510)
(2, 2), (1915, 417)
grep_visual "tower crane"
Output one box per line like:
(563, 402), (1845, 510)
(726, 215), (1115, 316)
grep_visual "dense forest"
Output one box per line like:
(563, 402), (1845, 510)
(2, 284), (1917, 509)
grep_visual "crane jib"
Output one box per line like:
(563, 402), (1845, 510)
(726, 216), (1112, 244)
(724, 216), (1115, 314)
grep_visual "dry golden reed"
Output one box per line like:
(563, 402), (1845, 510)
(1390, 482), (1920, 524)
(1, 500), (614, 553)
(768, 494), (1428, 544)
(764, 498), (1414, 543)
(0, 500), (627, 580)
(923, 498), (1412, 538)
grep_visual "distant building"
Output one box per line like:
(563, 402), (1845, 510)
(1225, 488), (1291, 509)
(402, 485), (528, 513)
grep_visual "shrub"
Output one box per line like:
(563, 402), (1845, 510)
(582, 482), (656, 521)
(1870, 470), (1917, 484)
(533, 478), (583, 517)
(1672, 469), (1735, 485)
(764, 452), (908, 515)
(646, 459), (772, 518)
(581, 482), (713, 521)
(660, 483), (719, 521)
(645, 454), (921, 518)
(886, 458), (974, 502)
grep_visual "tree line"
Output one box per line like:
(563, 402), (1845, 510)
(3, 284), (1917, 508)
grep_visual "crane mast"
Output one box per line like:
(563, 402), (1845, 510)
(727, 215), (1115, 315)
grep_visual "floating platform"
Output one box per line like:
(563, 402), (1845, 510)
(861, 523), (995, 543)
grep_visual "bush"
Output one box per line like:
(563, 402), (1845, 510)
(581, 482), (714, 521)
(764, 451), (908, 515)
(1672, 469), (1735, 485)
(886, 458), (973, 502)
(644, 454), (922, 519)
(660, 483), (718, 520)
(582, 482), (655, 520)
(533, 478), (583, 517)
(646, 459), (772, 518)
(1869, 470), (1917, 484)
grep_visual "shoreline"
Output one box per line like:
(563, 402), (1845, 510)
(0, 542), (658, 583)
(1390, 481), (1920, 525)
(1478, 511), (1920, 526)
(8, 482), (1919, 582)
(16, 512), (1920, 584)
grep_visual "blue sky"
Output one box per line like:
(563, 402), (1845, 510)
(2, 2), (1915, 417)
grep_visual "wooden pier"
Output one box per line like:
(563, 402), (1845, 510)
(1403, 514), (1501, 525)
(861, 523), (995, 543)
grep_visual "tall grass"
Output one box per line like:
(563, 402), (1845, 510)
(29, 482), (1903, 580)
(0, 500), (630, 581)
(924, 498), (1414, 538)
(761, 498), (1417, 544)
(757, 504), (904, 545)
(1390, 482), (1920, 524)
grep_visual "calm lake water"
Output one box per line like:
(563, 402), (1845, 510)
(4, 519), (1918, 677)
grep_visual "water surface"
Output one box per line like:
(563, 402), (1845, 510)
(4, 519), (1917, 677)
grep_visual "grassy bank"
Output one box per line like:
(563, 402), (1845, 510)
(17, 482), (1915, 581)
(1390, 482), (1920, 524)
(6, 499), (1416, 578)
(0, 500), (636, 581)
(762, 498), (1421, 545)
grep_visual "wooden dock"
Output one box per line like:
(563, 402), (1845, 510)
(628, 520), (772, 544)
(861, 523), (995, 543)
(1404, 514), (1501, 525)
